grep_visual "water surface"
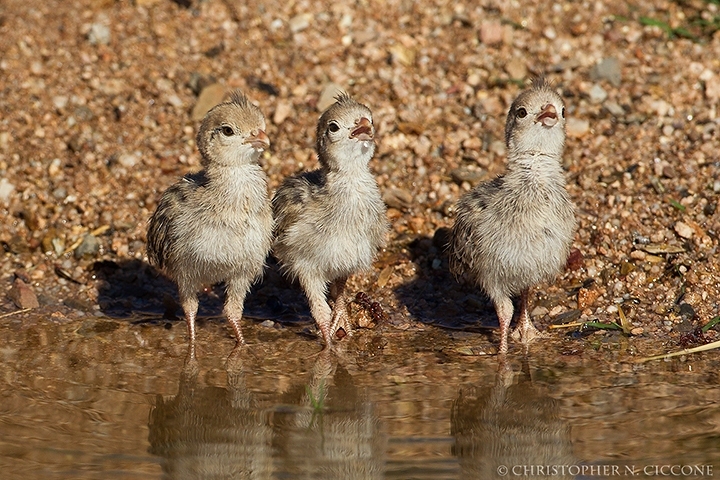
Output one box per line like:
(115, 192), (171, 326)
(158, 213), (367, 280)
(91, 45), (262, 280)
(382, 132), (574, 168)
(0, 314), (718, 479)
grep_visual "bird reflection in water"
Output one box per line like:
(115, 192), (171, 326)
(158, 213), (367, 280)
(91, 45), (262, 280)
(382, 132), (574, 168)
(148, 355), (272, 479)
(452, 359), (577, 480)
(148, 351), (385, 479)
(271, 349), (386, 479)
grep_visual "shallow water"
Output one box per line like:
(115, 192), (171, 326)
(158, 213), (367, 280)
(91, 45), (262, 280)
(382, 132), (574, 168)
(0, 313), (719, 480)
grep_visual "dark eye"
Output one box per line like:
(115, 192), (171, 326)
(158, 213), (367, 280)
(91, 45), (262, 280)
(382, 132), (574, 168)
(328, 121), (340, 133)
(561, 108), (566, 118)
(516, 107), (527, 119)
(221, 126), (234, 136)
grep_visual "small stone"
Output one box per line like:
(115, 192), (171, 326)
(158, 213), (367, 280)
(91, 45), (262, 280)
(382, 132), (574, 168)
(620, 261), (636, 275)
(588, 84), (608, 104)
(450, 167), (485, 186)
(630, 327), (644, 335)
(376, 266), (393, 288)
(705, 74), (720, 102)
(674, 221), (694, 239)
(531, 305), (549, 318)
(0, 178), (15, 204)
(566, 118), (590, 138)
(166, 94), (183, 108)
(577, 287), (601, 310)
(317, 83), (344, 112)
(260, 319), (275, 328)
(604, 101), (625, 117)
(118, 152), (140, 168)
(462, 136), (482, 151)
(630, 250), (646, 260)
(87, 23), (111, 46)
(53, 95), (69, 110)
(8, 278), (40, 309)
(289, 13), (311, 33)
(192, 83), (226, 121)
(505, 58), (527, 80)
(565, 248), (584, 271)
(590, 57), (621, 87)
(543, 27), (557, 40)
(479, 21), (503, 45)
(273, 100), (292, 125)
(382, 187), (414, 210)
(650, 99), (672, 117)
(413, 135), (432, 156)
(74, 233), (100, 259)
(389, 44), (415, 66)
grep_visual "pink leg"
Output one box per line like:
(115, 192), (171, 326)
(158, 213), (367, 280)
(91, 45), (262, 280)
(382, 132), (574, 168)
(494, 296), (514, 355)
(179, 290), (199, 359)
(329, 276), (350, 337)
(300, 274), (333, 346)
(224, 276), (252, 349)
(511, 288), (542, 345)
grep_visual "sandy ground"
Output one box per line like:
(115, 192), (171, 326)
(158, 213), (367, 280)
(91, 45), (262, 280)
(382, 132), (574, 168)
(1, 0), (719, 356)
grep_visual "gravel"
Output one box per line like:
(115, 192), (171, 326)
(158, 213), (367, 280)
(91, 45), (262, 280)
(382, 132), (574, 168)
(1, 0), (719, 352)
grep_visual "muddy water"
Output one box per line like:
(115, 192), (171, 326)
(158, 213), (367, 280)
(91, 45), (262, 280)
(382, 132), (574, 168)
(0, 310), (719, 480)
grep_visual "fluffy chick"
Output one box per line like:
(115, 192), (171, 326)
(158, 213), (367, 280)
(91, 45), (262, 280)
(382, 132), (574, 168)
(272, 93), (388, 346)
(147, 91), (273, 358)
(450, 79), (576, 354)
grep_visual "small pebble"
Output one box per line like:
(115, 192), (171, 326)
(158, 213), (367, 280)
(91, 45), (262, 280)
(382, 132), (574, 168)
(566, 118), (590, 138)
(604, 101), (625, 117)
(479, 21), (503, 45)
(289, 13), (311, 33)
(589, 84), (608, 104)
(8, 278), (40, 309)
(630, 250), (646, 260)
(590, 57), (621, 86)
(450, 167), (485, 186)
(531, 305), (549, 318)
(382, 187), (413, 210)
(0, 178), (15, 204)
(75, 234), (100, 259)
(674, 221), (694, 239)
(505, 58), (526, 79)
(87, 23), (111, 45)
(273, 100), (293, 125)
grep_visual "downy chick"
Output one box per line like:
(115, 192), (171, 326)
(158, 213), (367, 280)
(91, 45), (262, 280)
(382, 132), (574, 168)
(450, 79), (575, 354)
(272, 93), (388, 347)
(147, 91), (273, 358)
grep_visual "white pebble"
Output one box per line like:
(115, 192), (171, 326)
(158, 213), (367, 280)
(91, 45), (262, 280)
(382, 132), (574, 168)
(0, 178), (15, 204)
(674, 221), (694, 239)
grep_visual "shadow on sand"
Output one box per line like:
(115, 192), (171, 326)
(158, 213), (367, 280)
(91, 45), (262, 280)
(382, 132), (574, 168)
(392, 229), (498, 338)
(91, 256), (312, 328)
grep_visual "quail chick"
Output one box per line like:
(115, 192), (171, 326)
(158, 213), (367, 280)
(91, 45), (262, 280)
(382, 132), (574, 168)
(147, 91), (273, 358)
(272, 93), (388, 347)
(450, 79), (575, 354)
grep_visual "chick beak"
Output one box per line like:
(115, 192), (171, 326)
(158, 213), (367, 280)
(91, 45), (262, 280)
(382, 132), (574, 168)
(350, 117), (374, 141)
(245, 129), (270, 151)
(536, 104), (558, 127)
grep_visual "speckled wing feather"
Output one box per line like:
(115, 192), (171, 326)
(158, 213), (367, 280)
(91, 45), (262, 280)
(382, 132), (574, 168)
(449, 176), (505, 278)
(147, 173), (207, 271)
(271, 169), (325, 238)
